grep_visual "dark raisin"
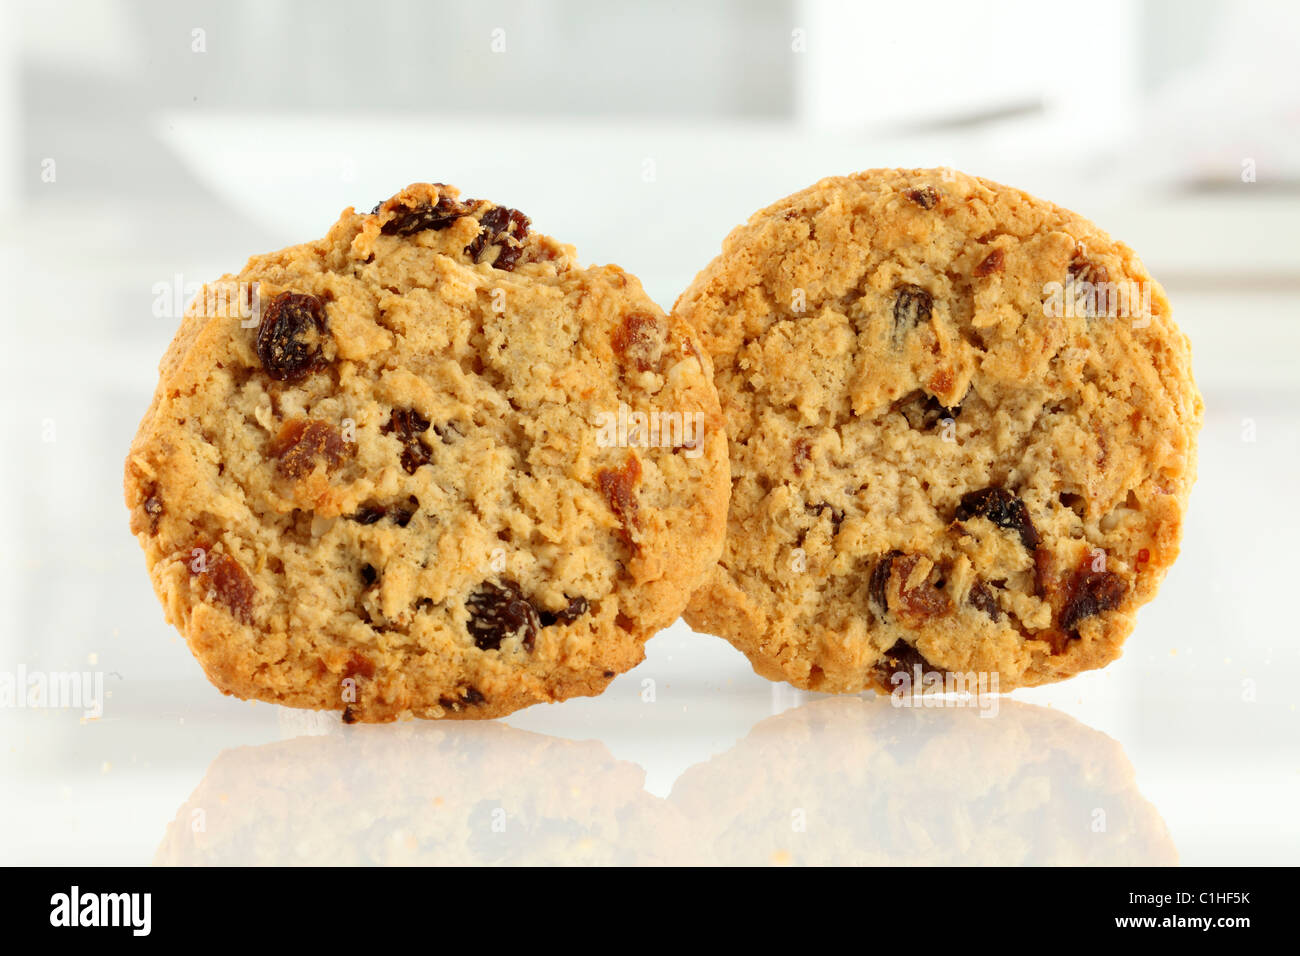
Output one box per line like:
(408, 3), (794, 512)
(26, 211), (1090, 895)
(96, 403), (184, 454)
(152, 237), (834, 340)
(892, 285), (933, 341)
(895, 390), (960, 430)
(602, 670), (616, 678)
(539, 595), (589, 627)
(903, 185), (940, 209)
(439, 686), (486, 709)
(806, 501), (845, 529)
(269, 418), (350, 479)
(974, 248), (1005, 277)
(391, 495), (418, 528)
(968, 581), (1001, 621)
(255, 292), (328, 382)
(360, 564), (377, 587)
(597, 455), (642, 551)
(1059, 565), (1127, 635)
(351, 505), (387, 525)
(955, 487), (1040, 551)
(611, 311), (666, 373)
(465, 205), (530, 271)
(869, 551), (902, 613)
(466, 579), (539, 651)
(381, 194), (476, 236)
(341, 705), (358, 724)
(382, 409), (433, 475)
(873, 639), (944, 684)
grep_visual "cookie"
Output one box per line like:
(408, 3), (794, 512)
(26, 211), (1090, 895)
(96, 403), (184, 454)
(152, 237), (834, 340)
(670, 697), (1177, 865)
(125, 183), (729, 722)
(675, 168), (1202, 693)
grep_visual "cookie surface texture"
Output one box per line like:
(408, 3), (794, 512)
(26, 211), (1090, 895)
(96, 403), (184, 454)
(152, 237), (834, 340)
(675, 168), (1201, 693)
(126, 183), (729, 721)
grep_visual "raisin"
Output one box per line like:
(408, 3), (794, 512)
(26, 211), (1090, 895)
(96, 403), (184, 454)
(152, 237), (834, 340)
(955, 487), (1040, 551)
(602, 670), (616, 678)
(138, 484), (164, 534)
(539, 595), (589, 627)
(269, 418), (350, 479)
(255, 292), (328, 382)
(382, 408), (433, 474)
(891, 554), (952, 622)
(806, 501), (845, 529)
(191, 549), (255, 625)
(895, 390), (960, 430)
(343, 651), (375, 680)
(381, 194), (477, 236)
(342, 705), (358, 724)
(611, 311), (666, 373)
(903, 185), (940, 209)
(439, 686), (486, 709)
(466, 579), (539, 651)
(1059, 564), (1126, 635)
(596, 455), (642, 551)
(360, 563), (378, 587)
(391, 495), (418, 528)
(969, 581), (1001, 621)
(869, 551), (902, 613)
(974, 248), (1005, 277)
(465, 205), (530, 271)
(892, 285), (933, 340)
(873, 639), (944, 684)
(1068, 247), (1109, 286)
(351, 505), (387, 525)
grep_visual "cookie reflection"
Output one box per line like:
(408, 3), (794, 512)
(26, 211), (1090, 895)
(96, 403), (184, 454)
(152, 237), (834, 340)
(155, 720), (696, 865)
(670, 697), (1177, 866)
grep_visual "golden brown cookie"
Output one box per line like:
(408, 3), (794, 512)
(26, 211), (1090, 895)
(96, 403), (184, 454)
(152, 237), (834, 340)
(126, 183), (729, 721)
(675, 168), (1202, 693)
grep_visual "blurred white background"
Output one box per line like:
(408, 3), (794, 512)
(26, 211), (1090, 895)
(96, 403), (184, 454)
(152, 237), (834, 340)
(0, 0), (1297, 865)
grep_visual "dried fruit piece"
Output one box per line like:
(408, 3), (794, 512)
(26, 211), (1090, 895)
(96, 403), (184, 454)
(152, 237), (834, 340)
(891, 554), (953, 623)
(903, 185), (940, 209)
(381, 194), (477, 236)
(806, 501), (845, 529)
(269, 418), (351, 479)
(466, 579), (539, 651)
(611, 311), (666, 373)
(465, 205), (530, 271)
(360, 564), (378, 587)
(343, 651), (375, 680)
(439, 686), (487, 709)
(351, 505), (386, 525)
(968, 581), (1001, 621)
(1059, 564), (1127, 635)
(892, 285), (933, 341)
(391, 495), (418, 528)
(873, 639), (944, 684)
(868, 551), (901, 613)
(255, 292), (328, 382)
(190, 548), (255, 624)
(381, 408), (433, 475)
(974, 248), (1005, 277)
(955, 487), (1040, 551)
(895, 389), (960, 430)
(539, 595), (589, 627)
(1068, 247), (1110, 287)
(596, 454), (642, 551)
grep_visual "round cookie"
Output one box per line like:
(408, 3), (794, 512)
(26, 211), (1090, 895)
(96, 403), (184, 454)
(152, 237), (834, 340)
(675, 168), (1202, 693)
(125, 183), (729, 722)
